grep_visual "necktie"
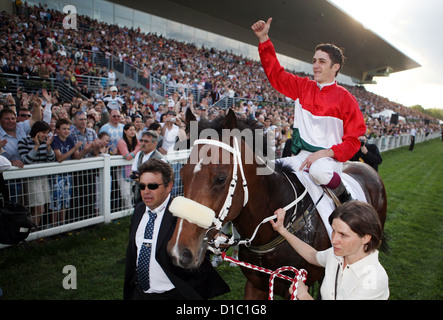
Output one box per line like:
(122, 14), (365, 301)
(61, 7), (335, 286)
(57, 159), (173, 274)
(137, 151), (145, 170)
(137, 210), (157, 291)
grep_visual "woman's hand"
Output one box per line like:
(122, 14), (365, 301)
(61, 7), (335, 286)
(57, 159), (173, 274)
(269, 208), (286, 234)
(290, 278), (313, 300)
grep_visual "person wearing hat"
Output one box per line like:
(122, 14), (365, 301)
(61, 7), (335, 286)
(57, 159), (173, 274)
(103, 86), (125, 111)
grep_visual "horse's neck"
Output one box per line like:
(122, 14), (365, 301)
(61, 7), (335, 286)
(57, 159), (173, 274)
(234, 171), (297, 244)
(262, 171), (299, 209)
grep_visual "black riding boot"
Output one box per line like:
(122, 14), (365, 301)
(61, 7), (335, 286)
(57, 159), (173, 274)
(332, 181), (352, 204)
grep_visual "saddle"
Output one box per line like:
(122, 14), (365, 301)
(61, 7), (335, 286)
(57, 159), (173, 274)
(295, 170), (367, 239)
(247, 170), (367, 253)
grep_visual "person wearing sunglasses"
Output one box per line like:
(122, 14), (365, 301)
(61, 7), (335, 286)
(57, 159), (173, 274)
(16, 108), (32, 123)
(130, 131), (164, 205)
(124, 159), (229, 300)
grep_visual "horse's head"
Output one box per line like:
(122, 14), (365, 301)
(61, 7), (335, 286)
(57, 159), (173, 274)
(167, 109), (259, 269)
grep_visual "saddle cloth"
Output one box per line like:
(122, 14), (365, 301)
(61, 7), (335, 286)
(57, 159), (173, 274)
(294, 170), (367, 240)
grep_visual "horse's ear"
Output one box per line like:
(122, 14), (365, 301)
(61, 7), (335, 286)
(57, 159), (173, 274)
(224, 108), (237, 130)
(185, 107), (196, 124)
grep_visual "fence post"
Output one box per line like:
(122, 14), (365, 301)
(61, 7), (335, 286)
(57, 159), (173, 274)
(101, 154), (112, 223)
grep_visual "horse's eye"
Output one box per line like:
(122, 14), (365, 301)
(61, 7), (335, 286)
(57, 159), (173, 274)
(214, 175), (227, 185)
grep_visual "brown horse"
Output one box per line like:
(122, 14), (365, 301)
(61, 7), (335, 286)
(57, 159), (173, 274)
(167, 109), (387, 299)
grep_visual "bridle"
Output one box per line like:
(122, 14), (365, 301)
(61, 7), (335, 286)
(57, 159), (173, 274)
(177, 137), (308, 254)
(193, 137), (249, 231)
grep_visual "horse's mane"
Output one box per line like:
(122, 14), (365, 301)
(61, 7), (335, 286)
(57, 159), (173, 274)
(273, 161), (294, 176)
(197, 114), (263, 134)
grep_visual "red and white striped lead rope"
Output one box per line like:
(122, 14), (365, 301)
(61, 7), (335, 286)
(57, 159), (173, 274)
(221, 252), (307, 300)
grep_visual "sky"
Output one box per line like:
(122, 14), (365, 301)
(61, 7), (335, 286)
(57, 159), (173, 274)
(329, 0), (443, 109)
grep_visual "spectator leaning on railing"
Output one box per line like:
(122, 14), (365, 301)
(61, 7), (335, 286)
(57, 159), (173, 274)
(17, 120), (55, 228)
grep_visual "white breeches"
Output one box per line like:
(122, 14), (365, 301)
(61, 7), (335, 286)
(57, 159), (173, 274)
(277, 150), (343, 188)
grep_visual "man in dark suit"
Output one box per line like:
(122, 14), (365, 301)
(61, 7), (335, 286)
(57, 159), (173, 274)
(131, 131), (164, 171)
(350, 135), (382, 172)
(124, 159), (230, 300)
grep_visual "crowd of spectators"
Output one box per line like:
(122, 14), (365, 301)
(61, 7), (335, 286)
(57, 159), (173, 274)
(0, 2), (440, 162)
(0, 3), (441, 230)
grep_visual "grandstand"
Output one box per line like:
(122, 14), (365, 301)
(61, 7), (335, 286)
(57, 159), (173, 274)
(0, 1), (439, 124)
(0, 1), (441, 243)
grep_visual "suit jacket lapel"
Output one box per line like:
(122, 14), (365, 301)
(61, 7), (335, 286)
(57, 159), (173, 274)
(132, 204), (145, 236)
(156, 197), (176, 251)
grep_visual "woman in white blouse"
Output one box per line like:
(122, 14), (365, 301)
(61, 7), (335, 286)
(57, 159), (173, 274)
(271, 201), (389, 300)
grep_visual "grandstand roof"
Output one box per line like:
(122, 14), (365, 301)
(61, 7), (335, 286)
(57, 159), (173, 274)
(109, 0), (421, 84)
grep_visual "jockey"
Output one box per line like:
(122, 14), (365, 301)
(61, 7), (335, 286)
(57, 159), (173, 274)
(252, 18), (366, 203)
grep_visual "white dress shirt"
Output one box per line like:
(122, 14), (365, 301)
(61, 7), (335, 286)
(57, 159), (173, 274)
(316, 247), (389, 300)
(135, 194), (175, 293)
(131, 150), (155, 172)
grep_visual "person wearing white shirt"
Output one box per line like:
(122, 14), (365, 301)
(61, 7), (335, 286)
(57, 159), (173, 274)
(102, 86), (125, 111)
(270, 201), (389, 300)
(409, 126), (417, 151)
(123, 159), (229, 300)
(107, 68), (116, 86)
(159, 112), (181, 154)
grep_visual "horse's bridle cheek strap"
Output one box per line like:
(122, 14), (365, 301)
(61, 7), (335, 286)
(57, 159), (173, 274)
(193, 138), (249, 231)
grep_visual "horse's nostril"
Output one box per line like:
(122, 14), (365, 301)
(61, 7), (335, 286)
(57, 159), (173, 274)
(180, 248), (193, 265)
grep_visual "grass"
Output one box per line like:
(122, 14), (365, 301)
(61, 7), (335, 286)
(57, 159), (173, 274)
(376, 138), (443, 300)
(0, 138), (442, 300)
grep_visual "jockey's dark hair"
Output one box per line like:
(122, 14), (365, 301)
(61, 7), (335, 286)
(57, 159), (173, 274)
(315, 43), (345, 77)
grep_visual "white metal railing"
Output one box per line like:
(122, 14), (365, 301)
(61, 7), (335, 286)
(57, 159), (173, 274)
(1, 150), (190, 247)
(0, 132), (439, 248)
(370, 132), (439, 152)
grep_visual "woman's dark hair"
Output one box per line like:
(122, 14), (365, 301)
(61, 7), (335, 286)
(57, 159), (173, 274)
(148, 122), (161, 131)
(138, 158), (174, 186)
(328, 201), (383, 252)
(122, 123), (138, 152)
(30, 121), (50, 138)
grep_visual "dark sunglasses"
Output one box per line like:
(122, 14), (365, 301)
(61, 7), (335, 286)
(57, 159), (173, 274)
(138, 182), (164, 190)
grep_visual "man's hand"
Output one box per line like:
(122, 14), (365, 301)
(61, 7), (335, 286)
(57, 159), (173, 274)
(299, 149), (334, 171)
(11, 159), (24, 168)
(251, 18), (272, 43)
(360, 144), (368, 155)
(0, 138), (7, 149)
(42, 89), (52, 104)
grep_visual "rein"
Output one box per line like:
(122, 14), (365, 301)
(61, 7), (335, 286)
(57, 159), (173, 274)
(221, 253), (307, 300)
